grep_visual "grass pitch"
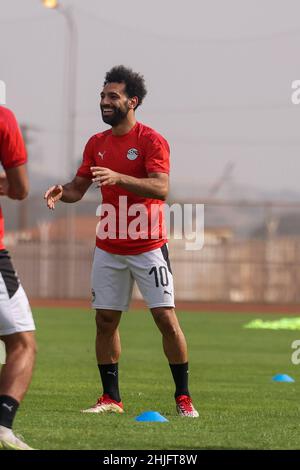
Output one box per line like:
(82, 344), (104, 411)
(12, 307), (300, 449)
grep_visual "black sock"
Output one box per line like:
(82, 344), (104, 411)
(0, 395), (19, 429)
(169, 362), (190, 398)
(98, 364), (121, 402)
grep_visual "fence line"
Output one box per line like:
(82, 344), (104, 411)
(9, 237), (300, 303)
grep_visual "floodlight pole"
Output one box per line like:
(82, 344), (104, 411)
(42, 1), (78, 298)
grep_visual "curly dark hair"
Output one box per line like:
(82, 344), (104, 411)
(104, 65), (147, 109)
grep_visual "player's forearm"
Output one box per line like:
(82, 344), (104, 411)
(7, 187), (28, 200)
(60, 182), (84, 203)
(3, 167), (29, 200)
(118, 174), (168, 200)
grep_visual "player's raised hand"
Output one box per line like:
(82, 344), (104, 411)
(44, 184), (63, 210)
(91, 167), (121, 187)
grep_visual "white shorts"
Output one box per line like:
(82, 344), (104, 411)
(91, 243), (175, 311)
(0, 250), (35, 336)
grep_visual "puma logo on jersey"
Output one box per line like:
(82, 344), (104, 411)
(98, 151), (106, 159)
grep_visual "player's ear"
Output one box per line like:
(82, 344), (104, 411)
(129, 96), (138, 110)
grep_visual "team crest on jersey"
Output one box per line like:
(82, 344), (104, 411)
(127, 148), (138, 160)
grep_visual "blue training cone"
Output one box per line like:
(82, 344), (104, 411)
(135, 411), (168, 422)
(272, 374), (295, 383)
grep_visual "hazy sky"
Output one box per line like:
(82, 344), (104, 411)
(1, 0), (300, 196)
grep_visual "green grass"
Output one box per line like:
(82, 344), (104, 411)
(11, 307), (300, 449)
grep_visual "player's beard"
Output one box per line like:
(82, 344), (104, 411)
(101, 103), (130, 127)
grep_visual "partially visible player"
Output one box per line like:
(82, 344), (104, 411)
(0, 105), (36, 450)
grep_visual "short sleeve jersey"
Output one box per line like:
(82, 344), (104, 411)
(0, 106), (27, 249)
(77, 122), (170, 255)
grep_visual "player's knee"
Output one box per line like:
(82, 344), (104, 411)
(152, 308), (180, 336)
(5, 332), (37, 358)
(162, 322), (180, 338)
(28, 337), (37, 358)
(95, 311), (118, 335)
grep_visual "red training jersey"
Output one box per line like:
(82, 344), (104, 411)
(77, 122), (170, 255)
(0, 106), (27, 249)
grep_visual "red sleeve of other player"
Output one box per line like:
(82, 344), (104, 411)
(0, 108), (27, 169)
